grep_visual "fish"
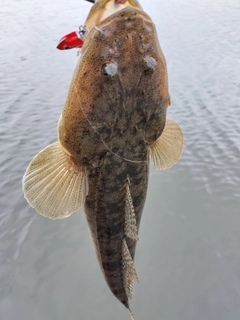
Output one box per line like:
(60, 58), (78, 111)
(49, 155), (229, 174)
(22, 0), (184, 319)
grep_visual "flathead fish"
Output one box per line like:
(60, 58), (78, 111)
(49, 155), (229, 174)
(23, 0), (183, 319)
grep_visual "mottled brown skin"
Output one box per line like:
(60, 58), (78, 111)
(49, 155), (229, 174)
(85, 154), (148, 307)
(58, 6), (170, 309)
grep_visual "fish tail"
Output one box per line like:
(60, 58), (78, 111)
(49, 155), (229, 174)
(128, 307), (136, 320)
(23, 141), (88, 219)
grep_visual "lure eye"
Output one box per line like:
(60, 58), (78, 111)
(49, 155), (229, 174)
(102, 62), (118, 80)
(144, 56), (157, 74)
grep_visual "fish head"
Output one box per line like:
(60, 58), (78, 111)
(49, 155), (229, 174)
(59, 0), (170, 160)
(80, 1), (169, 101)
(84, 0), (143, 31)
(79, 1), (169, 137)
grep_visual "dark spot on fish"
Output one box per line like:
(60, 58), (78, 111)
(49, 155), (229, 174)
(102, 261), (118, 272)
(112, 288), (125, 296)
(105, 248), (116, 257)
(102, 222), (123, 239)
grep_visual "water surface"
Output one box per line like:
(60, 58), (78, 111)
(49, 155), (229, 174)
(0, 0), (240, 319)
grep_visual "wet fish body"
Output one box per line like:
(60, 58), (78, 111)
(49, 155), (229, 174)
(85, 153), (148, 306)
(23, 1), (183, 318)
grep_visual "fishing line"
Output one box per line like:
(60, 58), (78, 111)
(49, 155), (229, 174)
(71, 45), (146, 164)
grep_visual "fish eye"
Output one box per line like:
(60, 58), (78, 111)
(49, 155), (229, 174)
(144, 56), (157, 74)
(102, 62), (118, 80)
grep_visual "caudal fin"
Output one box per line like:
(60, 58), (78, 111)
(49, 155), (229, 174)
(23, 141), (88, 219)
(150, 118), (184, 170)
(128, 307), (136, 320)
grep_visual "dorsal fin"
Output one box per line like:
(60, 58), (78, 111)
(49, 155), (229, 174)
(150, 118), (184, 170)
(122, 239), (139, 300)
(125, 178), (138, 240)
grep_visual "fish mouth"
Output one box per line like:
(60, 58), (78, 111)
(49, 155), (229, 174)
(85, 0), (148, 31)
(99, 0), (136, 22)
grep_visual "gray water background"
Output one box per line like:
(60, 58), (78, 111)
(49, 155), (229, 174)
(0, 0), (240, 319)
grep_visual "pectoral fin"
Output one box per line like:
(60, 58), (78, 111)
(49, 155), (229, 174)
(23, 141), (88, 219)
(150, 118), (183, 170)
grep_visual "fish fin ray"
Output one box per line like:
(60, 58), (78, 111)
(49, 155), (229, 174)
(125, 179), (138, 241)
(23, 141), (88, 219)
(122, 239), (139, 301)
(128, 308), (136, 320)
(150, 118), (183, 170)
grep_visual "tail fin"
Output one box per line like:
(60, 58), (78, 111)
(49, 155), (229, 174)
(128, 307), (136, 320)
(23, 141), (88, 219)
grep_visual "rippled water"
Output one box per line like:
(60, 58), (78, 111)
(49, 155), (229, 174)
(0, 0), (239, 319)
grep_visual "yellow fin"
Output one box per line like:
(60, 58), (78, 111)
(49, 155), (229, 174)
(125, 178), (138, 241)
(150, 118), (184, 170)
(23, 142), (88, 219)
(122, 239), (139, 301)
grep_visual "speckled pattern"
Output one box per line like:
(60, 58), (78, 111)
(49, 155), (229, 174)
(85, 153), (149, 307)
(58, 4), (169, 309)
(58, 7), (169, 167)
